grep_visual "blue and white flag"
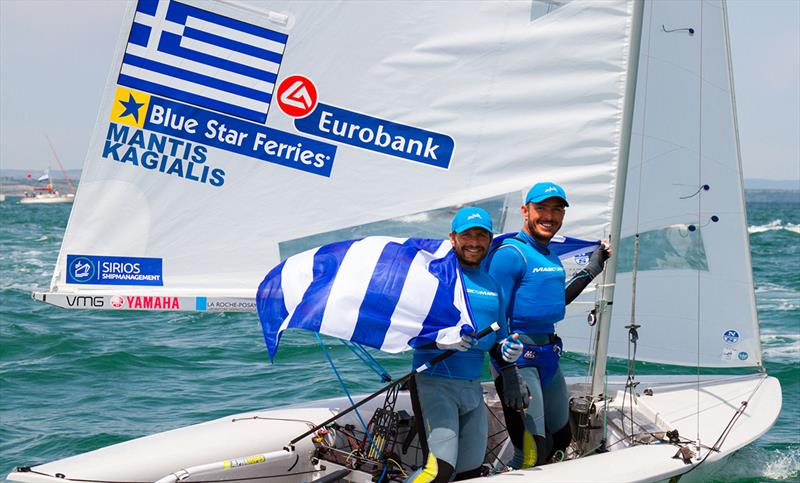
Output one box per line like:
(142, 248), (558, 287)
(257, 237), (476, 360)
(121, 0), (287, 123)
(491, 233), (601, 279)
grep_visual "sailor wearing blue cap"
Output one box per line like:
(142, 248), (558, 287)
(406, 207), (522, 482)
(486, 182), (611, 469)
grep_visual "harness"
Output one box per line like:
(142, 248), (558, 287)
(514, 335), (563, 386)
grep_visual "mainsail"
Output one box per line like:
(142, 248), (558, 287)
(40, 0), (635, 315)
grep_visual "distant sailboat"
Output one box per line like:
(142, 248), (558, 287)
(19, 136), (77, 205)
(19, 169), (74, 204)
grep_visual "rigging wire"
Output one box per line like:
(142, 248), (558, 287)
(314, 333), (381, 457)
(615, 0), (657, 449)
(340, 340), (392, 382)
(695, 0), (705, 457)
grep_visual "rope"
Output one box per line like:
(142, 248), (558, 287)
(679, 375), (766, 477)
(314, 333), (380, 456)
(340, 340), (392, 382)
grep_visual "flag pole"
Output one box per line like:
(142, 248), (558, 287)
(289, 322), (500, 446)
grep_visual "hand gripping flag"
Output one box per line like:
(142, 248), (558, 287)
(257, 237), (476, 360)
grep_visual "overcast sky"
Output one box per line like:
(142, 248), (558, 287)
(1, 0), (798, 181)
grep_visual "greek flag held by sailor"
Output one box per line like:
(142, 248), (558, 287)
(257, 237), (477, 360)
(121, 0), (287, 123)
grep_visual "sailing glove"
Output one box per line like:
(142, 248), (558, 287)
(585, 242), (611, 276)
(500, 366), (529, 411)
(436, 333), (476, 352)
(500, 335), (523, 363)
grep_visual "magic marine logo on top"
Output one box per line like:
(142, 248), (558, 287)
(67, 255), (163, 286)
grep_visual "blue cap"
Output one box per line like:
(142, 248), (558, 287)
(525, 182), (569, 206)
(451, 207), (493, 234)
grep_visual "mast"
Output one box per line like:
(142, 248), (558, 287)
(44, 134), (76, 194)
(589, 0), (645, 399)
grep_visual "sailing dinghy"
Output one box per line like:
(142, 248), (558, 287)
(10, 0), (781, 481)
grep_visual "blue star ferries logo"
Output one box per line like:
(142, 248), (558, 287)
(118, 93), (145, 122)
(110, 87), (151, 128)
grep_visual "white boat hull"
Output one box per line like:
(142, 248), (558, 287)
(6, 374), (780, 483)
(19, 194), (74, 204)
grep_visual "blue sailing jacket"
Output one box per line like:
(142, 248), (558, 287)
(486, 231), (566, 334)
(412, 267), (504, 380)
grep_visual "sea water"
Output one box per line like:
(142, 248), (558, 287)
(1, 195), (797, 482)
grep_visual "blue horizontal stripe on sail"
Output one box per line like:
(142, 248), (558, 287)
(158, 33), (278, 84)
(350, 240), (419, 349)
(182, 27), (283, 65)
(166, 0), (289, 44)
(286, 240), (357, 336)
(118, 74), (267, 123)
(257, 260), (289, 359)
(136, 0), (158, 16)
(123, 53), (273, 103)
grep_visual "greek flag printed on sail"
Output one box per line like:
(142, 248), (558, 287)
(257, 237), (476, 360)
(121, 0), (287, 123)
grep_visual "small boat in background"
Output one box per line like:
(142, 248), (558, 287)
(19, 169), (74, 204)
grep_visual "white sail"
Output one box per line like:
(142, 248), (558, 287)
(558, 0), (761, 368)
(42, 0), (636, 312)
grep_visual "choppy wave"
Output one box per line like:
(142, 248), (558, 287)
(749, 219), (800, 234)
(716, 444), (800, 482)
(760, 331), (800, 361)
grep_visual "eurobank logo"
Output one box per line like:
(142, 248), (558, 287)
(68, 256), (96, 283)
(110, 87), (151, 128)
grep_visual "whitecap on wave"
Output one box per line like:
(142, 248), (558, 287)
(760, 330), (800, 361)
(717, 444), (800, 482)
(748, 219), (800, 234)
(763, 447), (800, 481)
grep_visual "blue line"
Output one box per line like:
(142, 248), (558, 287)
(123, 53), (273, 103)
(341, 341), (391, 382)
(182, 27), (283, 65)
(158, 32), (278, 84)
(315, 333), (380, 456)
(118, 74), (267, 123)
(166, 0), (289, 44)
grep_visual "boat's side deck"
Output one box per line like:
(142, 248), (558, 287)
(7, 375), (781, 483)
